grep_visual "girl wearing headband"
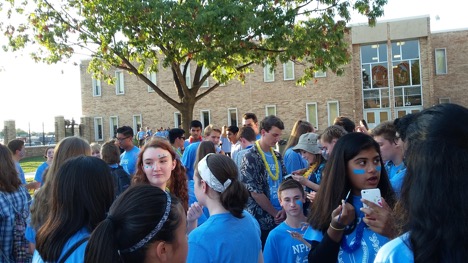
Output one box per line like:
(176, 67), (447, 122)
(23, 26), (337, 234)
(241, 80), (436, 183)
(187, 154), (263, 262)
(85, 184), (187, 263)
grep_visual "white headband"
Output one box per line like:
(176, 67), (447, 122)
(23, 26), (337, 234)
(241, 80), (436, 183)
(198, 154), (232, 193)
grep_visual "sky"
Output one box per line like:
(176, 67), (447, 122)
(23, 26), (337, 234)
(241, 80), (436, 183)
(1, 0), (467, 133)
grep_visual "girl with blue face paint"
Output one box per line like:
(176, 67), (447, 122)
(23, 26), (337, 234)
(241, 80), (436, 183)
(304, 132), (396, 263)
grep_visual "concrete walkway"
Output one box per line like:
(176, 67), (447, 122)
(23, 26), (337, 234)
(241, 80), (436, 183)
(25, 172), (35, 180)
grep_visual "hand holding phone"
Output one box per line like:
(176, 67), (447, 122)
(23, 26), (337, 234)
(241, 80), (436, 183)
(361, 188), (382, 208)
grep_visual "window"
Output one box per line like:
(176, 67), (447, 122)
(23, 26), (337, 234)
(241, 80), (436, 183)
(327, 101), (339, 126)
(147, 71), (157, 92)
(201, 66), (209, 88)
(306, 103), (318, 130)
(361, 43), (388, 89)
(435, 48), (447, 75)
(228, 108), (238, 127)
(314, 71), (327, 78)
(92, 78), (101, 97)
(115, 71), (125, 95)
(94, 117), (104, 141)
(265, 105), (277, 116)
(180, 63), (191, 89)
(264, 62), (275, 82)
(283, 61), (294, 80)
(133, 115), (142, 133)
(439, 98), (451, 104)
(109, 116), (118, 139)
(391, 40), (422, 108)
(174, 112), (182, 128)
(200, 110), (211, 129)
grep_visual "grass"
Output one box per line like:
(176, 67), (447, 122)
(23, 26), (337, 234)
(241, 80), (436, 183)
(20, 156), (45, 173)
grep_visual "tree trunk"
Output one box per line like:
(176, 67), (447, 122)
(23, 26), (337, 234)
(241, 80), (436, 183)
(179, 102), (195, 135)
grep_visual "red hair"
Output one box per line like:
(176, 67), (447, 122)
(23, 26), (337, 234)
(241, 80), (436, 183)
(132, 138), (188, 211)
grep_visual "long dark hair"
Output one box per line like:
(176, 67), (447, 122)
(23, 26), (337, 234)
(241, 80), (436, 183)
(0, 144), (21, 192)
(308, 132), (395, 231)
(395, 103), (468, 263)
(132, 138), (188, 211)
(85, 184), (183, 263)
(35, 156), (115, 261)
(31, 137), (91, 229)
(195, 154), (248, 218)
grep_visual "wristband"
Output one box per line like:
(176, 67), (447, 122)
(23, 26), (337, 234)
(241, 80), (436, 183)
(329, 222), (345, 231)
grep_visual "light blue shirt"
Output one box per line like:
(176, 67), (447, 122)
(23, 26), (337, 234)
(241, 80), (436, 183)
(181, 142), (201, 181)
(120, 146), (140, 176)
(374, 232), (414, 263)
(384, 161), (406, 197)
(33, 227), (90, 263)
(304, 195), (390, 263)
(187, 211), (261, 263)
(220, 137), (231, 153)
(283, 147), (308, 174)
(264, 151), (282, 211)
(264, 222), (310, 263)
(34, 162), (49, 184)
(15, 162), (26, 184)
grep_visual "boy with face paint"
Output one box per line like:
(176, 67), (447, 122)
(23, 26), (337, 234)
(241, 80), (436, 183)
(263, 179), (310, 263)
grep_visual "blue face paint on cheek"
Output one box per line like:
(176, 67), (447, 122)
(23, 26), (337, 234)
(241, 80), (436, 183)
(376, 166), (382, 172)
(295, 200), (303, 208)
(353, 169), (366, 175)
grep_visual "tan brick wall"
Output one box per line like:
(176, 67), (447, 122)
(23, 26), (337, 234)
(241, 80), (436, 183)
(431, 30), (468, 106)
(80, 19), (468, 139)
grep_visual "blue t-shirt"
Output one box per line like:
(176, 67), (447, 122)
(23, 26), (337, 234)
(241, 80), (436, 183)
(32, 227), (90, 263)
(284, 147), (308, 174)
(15, 162), (26, 184)
(34, 162), (49, 184)
(181, 141), (201, 181)
(264, 222), (310, 263)
(187, 211), (261, 263)
(374, 232), (413, 263)
(384, 161), (406, 197)
(137, 131), (145, 140)
(304, 195), (390, 263)
(220, 137), (231, 153)
(120, 146), (140, 176)
(264, 151), (282, 211)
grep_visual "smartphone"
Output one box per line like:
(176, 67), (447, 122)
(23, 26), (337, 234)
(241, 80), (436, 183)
(361, 188), (382, 208)
(284, 174), (293, 180)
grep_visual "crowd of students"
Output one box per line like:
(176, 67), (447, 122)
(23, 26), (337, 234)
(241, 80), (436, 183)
(0, 103), (467, 262)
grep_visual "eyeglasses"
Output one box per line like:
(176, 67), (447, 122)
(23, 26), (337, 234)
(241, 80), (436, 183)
(117, 136), (131, 142)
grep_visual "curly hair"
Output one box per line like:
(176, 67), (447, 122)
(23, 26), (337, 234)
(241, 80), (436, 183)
(132, 138), (188, 211)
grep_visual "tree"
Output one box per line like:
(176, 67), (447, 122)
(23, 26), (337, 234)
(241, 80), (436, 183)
(1, 0), (387, 132)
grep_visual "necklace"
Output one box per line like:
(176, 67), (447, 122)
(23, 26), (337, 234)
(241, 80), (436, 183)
(255, 140), (279, 181)
(303, 163), (318, 178)
(173, 146), (182, 158)
(340, 218), (365, 253)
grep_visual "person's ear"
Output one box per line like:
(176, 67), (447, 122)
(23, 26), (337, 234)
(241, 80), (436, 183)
(201, 180), (209, 194)
(171, 159), (176, 170)
(155, 241), (168, 262)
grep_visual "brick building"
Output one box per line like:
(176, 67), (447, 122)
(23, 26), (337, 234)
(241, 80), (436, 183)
(80, 16), (468, 142)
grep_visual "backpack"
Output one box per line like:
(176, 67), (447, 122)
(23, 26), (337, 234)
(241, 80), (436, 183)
(1, 189), (32, 263)
(111, 166), (131, 197)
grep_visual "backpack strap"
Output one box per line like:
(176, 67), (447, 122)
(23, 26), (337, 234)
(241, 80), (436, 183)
(57, 236), (89, 263)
